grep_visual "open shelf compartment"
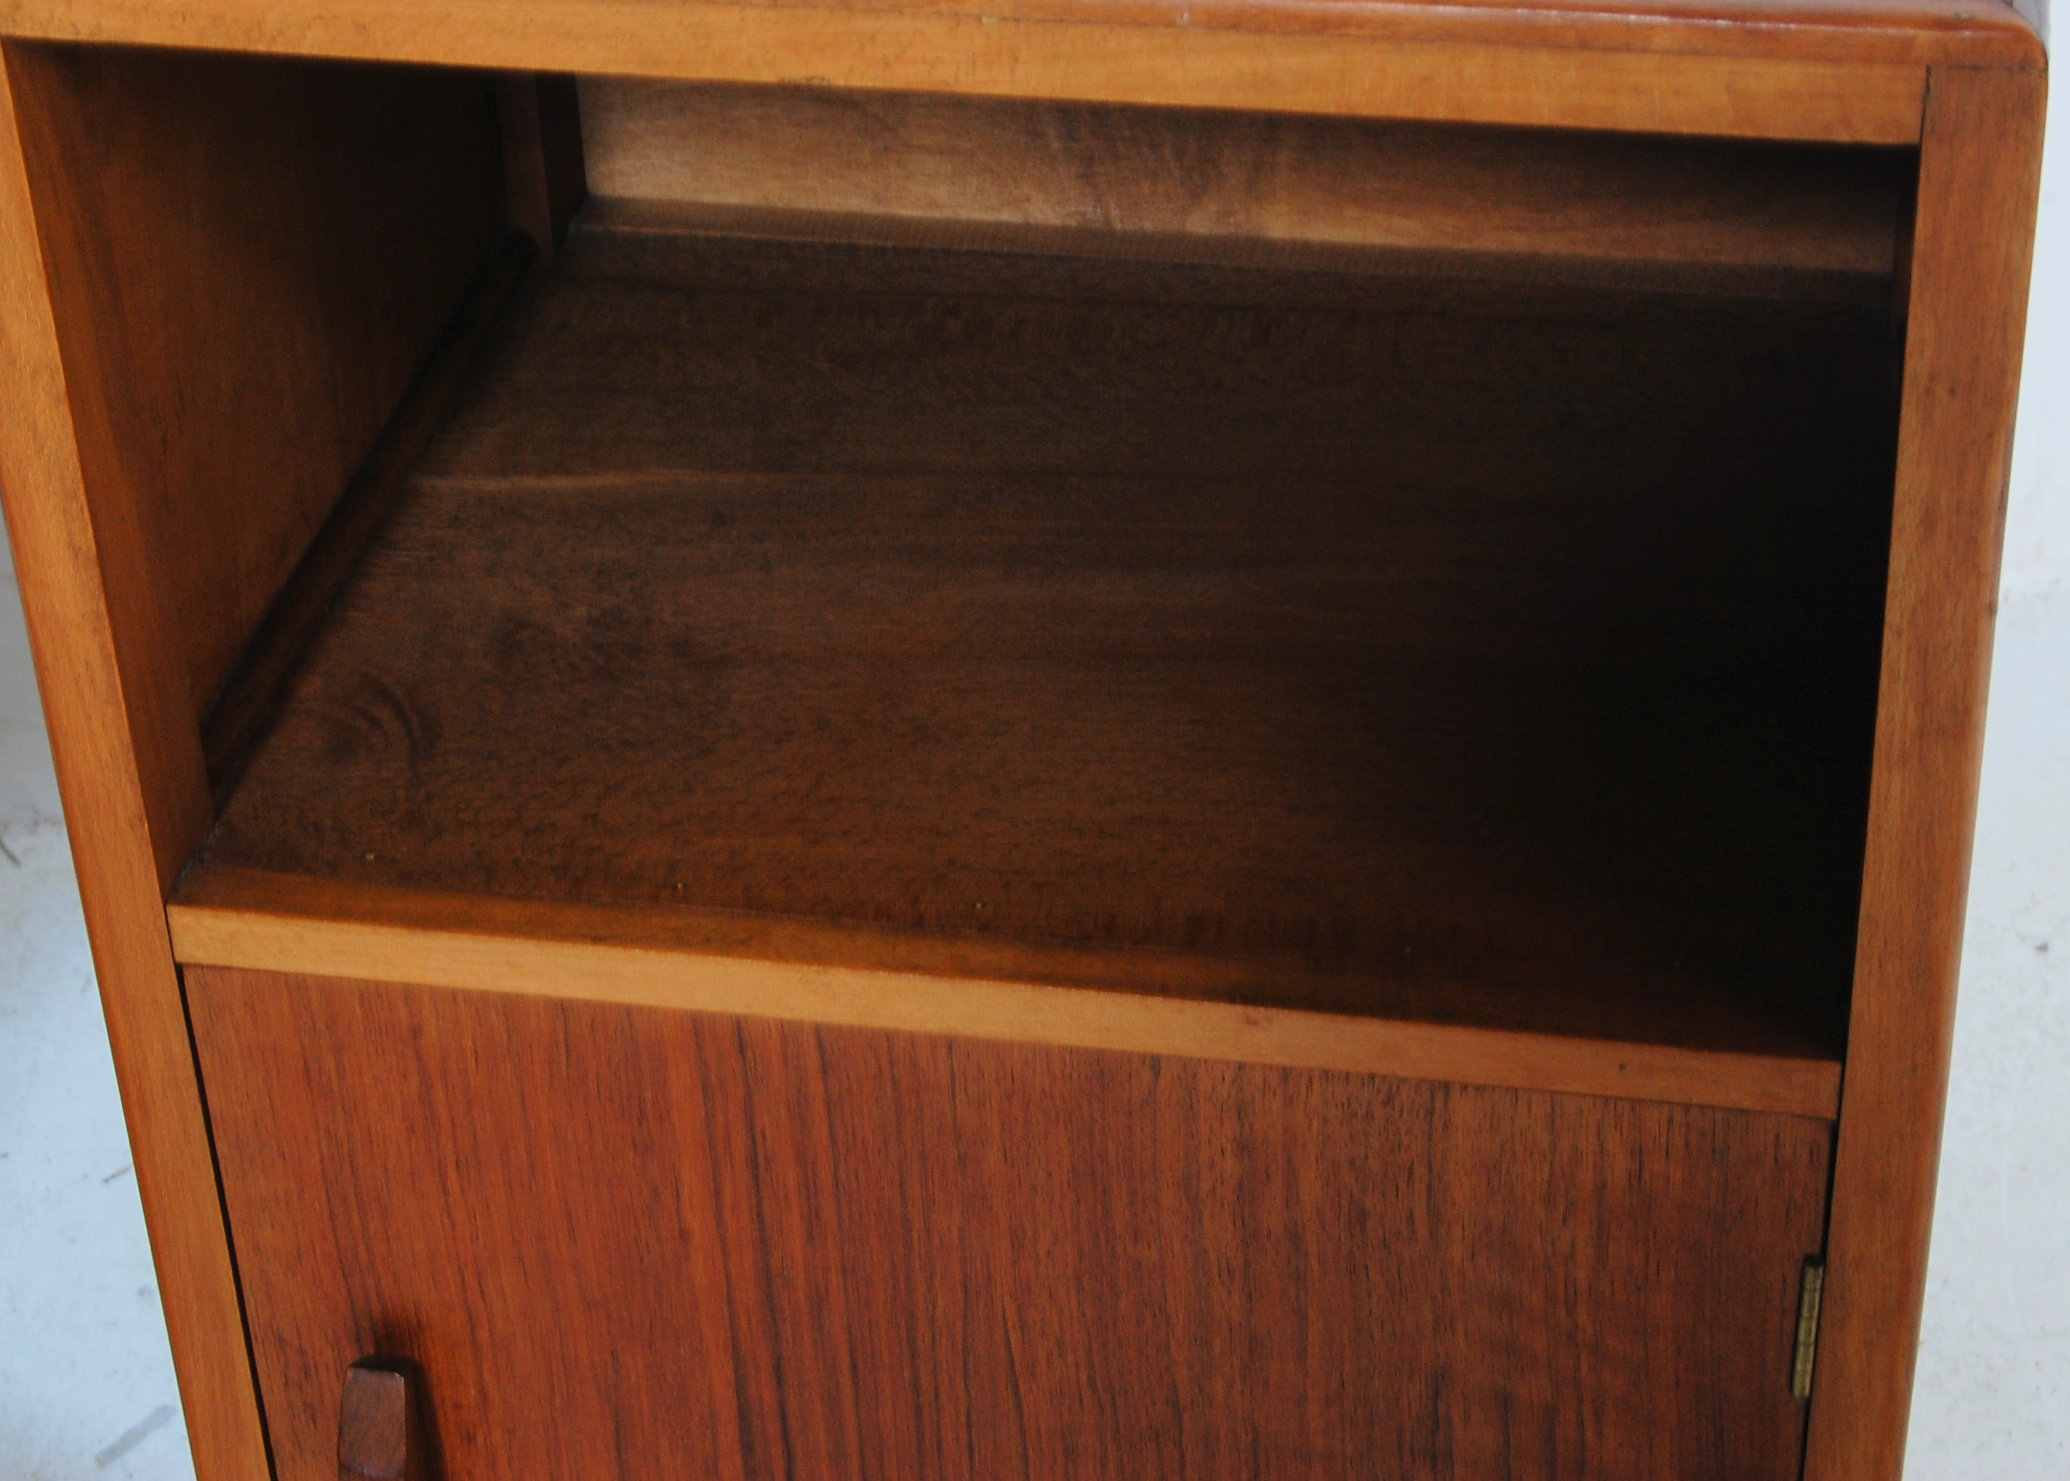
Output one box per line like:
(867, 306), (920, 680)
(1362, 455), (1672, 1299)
(163, 78), (1915, 1121)
(171, 218), (1902, 1116)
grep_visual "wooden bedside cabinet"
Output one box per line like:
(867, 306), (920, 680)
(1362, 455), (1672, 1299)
(0, 2), (2042, 1478)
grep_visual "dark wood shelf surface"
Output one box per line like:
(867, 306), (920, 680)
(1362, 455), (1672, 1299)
(179, 219), (1901, 1082)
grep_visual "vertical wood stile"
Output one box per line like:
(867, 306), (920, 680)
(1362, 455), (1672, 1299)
(1806, 61), (2046, 1481)
(0, 42), (268, 1481)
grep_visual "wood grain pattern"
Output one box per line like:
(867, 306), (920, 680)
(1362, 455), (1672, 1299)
(189, 963), (1836, 1481)
(1805, 64), (2047, 1481)
(0, 0), (2036, 69)
(194, 223), (1900, 1071)
(0, 1), (1941, 144)
(201, 232), (537, 806)
(167, 866), (1844, 1116)
(580, 78), (1910, 302)
(0, 46), (265, 1481)
(3, 43), (507, 721)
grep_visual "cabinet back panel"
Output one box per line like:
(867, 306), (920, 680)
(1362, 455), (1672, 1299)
(190, 963), (1832, 1481)
(578, 76), (1911, 300)
(3, 44), (506, 720)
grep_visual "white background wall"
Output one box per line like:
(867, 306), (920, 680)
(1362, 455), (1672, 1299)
(2002, 80), (2070, 602)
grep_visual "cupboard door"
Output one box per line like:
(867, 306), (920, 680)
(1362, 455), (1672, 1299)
(188, 965), (1830, 1480)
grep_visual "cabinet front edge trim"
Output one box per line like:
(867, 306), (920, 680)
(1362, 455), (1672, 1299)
(0, 8), (1930, 145)
(167, 889), (1842, 1120)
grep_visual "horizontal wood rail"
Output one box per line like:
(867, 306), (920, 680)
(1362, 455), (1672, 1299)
(170, 867), (1844, 1118)
(0, 0), (1964, 143)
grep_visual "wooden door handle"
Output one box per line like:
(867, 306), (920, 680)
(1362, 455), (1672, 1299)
(339, 1357), (431, 1481)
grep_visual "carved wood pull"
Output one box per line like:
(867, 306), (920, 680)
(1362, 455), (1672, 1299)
(339, 1357), (430, 1481)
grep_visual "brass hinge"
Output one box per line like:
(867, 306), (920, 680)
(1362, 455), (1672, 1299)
(1792, 1258), (1827, 1401)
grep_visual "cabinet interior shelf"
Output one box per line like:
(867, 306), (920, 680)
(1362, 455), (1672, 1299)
(170, 206), (1902, 1119)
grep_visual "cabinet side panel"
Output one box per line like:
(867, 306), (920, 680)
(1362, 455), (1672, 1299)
(0, 42), (507, 1481)
(0, 51), (268, 1481)
(1808, 64), (2045, 1481)
(189, 964), (1834, 1481)
(4, 43), (507, 730)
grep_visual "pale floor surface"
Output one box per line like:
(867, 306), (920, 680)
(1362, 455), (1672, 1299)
(1905, 587), (2070, 1479)
(0, 520), (2064, 1477)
